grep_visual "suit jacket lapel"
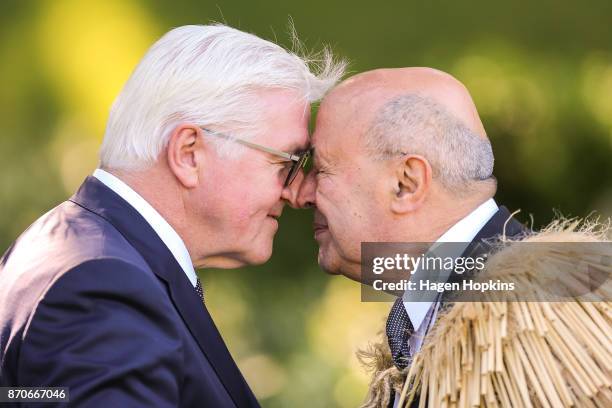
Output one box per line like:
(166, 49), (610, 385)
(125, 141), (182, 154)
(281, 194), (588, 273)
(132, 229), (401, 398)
(442, 206), (527, 302)
(163, 265), (255, 408)
(467, 206), (526, 253)
(70, 177), (255, 408)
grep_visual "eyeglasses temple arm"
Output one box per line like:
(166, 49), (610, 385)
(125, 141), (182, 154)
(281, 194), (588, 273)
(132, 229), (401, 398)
(202, 128), (300, 161)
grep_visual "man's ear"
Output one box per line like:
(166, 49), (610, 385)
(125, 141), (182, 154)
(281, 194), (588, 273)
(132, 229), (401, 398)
(390, 154), (432, 214)
(166, 124), (203, 189)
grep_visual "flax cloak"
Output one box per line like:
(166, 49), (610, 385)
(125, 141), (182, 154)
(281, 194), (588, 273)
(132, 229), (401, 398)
(359, 219), (612, 408)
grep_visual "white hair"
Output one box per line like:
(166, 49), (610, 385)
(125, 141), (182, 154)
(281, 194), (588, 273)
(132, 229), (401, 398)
(100, 24), (346, 170)
(366, 94), (495, 193)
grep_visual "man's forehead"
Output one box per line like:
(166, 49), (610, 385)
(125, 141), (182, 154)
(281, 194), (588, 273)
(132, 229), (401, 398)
(311, 126), (333, 159)
(254, 88), (312, 150)
(283, 132), (310, 152)
(251, 129), (307, 156)
(312, 105), (369, 162)
(287, 106), (311, 152)
(256, 111), (310, 153)
(312, 127), (356, 166)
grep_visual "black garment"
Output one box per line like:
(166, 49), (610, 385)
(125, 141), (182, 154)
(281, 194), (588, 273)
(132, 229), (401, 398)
(388, 205), (527, 407)
(0, 177), (259, 407)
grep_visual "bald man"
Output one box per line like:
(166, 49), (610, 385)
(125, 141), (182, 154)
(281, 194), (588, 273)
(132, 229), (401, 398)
(296, 67), (526, 406)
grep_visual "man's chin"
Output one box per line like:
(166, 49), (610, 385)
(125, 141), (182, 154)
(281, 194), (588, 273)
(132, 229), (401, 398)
(317, 248), (332, 272)
(249, 247), (273, 266)
(317, 249), (363, 282)
(317, 249), (343, 276)
(238, 238), (274, 266)
(320, 265), (341, 276)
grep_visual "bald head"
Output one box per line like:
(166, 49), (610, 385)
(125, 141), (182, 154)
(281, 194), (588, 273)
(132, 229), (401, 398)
(315, 67), (495, 195)
(323, 67), (487, 139)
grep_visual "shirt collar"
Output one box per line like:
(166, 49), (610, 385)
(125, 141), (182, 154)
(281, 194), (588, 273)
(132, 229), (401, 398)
(92, 169), (198, 287)
(402, 198), (498, 330)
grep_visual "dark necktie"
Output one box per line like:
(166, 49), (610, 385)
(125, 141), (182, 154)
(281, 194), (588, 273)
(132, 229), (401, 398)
(195, 278), (204, 303)
(386, 297), (414, 369)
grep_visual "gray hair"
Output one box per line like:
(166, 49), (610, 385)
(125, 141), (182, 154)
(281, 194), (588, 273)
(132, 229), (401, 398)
(100, 24), (346, 170)
(365, 94), (495, 192)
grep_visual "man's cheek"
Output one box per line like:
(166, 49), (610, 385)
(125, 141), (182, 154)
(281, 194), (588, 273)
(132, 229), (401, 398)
(231, 201), (258, 228)
(327, 227), (346, 252)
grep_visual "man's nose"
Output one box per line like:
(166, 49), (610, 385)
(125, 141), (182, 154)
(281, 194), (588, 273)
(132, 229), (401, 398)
(281, 170), (316, 209)
(294, 171), (317, 209)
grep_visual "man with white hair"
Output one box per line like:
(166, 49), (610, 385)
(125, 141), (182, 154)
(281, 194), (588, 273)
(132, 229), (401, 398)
(296, 67), (526, 407)
(0, 24), (343, 407)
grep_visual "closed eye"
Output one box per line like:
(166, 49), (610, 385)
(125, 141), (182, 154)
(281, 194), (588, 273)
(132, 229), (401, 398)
(314, 167), (330, 178)
(273, 161), (293, 178)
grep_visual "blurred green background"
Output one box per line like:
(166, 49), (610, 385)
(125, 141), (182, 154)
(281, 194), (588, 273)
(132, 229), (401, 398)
(1, 1), (611, 407)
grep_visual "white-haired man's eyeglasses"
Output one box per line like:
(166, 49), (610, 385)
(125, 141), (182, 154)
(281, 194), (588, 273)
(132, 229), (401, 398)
(201, 127), (311, 187)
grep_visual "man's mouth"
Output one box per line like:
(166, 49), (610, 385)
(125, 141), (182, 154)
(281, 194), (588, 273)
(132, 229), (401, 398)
(313, 211), (329, 237)
(313, 223), (328, 234)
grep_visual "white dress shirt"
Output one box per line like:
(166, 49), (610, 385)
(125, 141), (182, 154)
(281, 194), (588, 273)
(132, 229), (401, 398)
(393, 198), (498, 408)
(92, 169), (198, 288)
(403, 198), (499, 347)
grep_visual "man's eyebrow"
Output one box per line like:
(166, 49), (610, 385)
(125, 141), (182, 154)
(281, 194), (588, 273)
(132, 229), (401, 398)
(275, 135), (308, 152)
(268, 141), (309, 161)
(288, 141), (311, 154)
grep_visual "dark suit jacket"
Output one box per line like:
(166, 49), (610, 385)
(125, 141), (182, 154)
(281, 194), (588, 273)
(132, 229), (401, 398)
(395, 205), (526, 408)
(0, 176), (260, 407)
